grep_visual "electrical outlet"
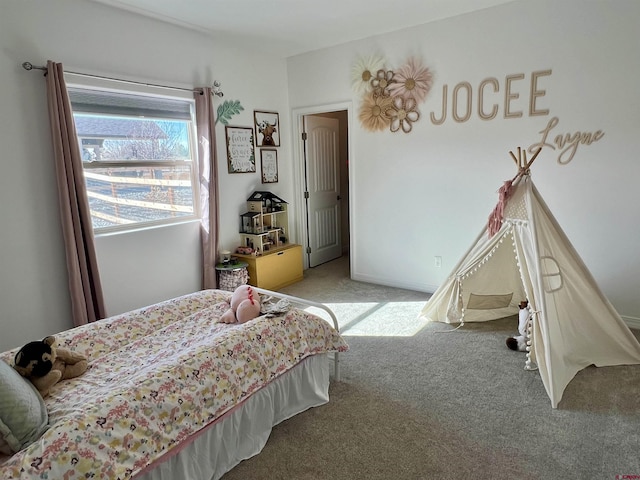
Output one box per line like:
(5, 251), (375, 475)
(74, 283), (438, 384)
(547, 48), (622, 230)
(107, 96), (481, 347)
(434, 256), (442, 268)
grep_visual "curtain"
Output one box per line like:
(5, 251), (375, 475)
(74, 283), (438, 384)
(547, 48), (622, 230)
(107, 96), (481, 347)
(194, 88), (220, 289)
(45, 61), (106, 325)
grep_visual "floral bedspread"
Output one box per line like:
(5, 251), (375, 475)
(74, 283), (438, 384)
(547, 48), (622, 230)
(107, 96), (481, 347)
(0, 289), (348, 480)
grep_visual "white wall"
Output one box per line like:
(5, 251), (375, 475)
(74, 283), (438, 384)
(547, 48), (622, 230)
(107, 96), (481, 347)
(286, 0), (640, 325)
(94, 221), (201, 315)
(0, 0), (294, 351)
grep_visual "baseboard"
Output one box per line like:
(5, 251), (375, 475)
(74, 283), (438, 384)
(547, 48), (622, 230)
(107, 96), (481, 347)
(622, 315), (640, 330)
(350, 271), (435, 294)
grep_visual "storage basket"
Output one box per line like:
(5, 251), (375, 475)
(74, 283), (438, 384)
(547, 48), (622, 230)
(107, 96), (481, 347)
(218, 266), (249, 291)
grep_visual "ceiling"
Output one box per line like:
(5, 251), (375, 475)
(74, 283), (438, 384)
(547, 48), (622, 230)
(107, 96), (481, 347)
(88, 0), (516, 58)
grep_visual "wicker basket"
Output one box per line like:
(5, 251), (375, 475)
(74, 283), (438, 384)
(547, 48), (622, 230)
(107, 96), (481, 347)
(218, 266), (249, 291)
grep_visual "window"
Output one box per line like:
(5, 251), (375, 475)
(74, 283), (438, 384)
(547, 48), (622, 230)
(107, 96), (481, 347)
(540, 256), (563, 293)
(68, 86), (199, 233)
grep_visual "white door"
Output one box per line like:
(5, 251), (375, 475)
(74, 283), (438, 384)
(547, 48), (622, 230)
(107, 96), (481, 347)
(303, 115), (342, 267)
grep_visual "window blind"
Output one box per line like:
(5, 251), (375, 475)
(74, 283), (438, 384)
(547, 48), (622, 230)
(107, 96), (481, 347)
(68, 87), (192, 120)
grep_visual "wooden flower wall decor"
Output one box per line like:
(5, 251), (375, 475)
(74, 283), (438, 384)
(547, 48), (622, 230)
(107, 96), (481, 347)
(352, 54), (433, 133)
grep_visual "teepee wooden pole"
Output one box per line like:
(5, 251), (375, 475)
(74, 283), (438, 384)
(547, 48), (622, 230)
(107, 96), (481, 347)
(509, 147), (542, 183)
(524, 146), (542, 170)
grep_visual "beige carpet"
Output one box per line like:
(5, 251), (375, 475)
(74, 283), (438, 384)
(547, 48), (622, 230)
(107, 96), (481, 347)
(222, 255), (640, 480)
(278, 255), (430, 337)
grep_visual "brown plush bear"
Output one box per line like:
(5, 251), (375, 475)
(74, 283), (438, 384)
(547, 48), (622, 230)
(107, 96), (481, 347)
(13, 336), (88, 397)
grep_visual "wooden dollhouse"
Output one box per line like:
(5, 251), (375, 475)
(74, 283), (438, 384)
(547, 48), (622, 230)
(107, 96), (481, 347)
(235, 191), (303, 290)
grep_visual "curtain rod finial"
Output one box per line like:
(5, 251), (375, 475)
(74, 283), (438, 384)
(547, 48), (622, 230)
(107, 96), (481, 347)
(212, 80), (224, 98)
(22, 62), (34, 71)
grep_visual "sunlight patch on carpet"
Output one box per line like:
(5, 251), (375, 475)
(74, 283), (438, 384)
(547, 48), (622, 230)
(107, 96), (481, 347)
(302, 301), (429, 337)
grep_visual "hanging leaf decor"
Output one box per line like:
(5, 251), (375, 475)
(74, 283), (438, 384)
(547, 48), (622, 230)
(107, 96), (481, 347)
(215, 100), (244, 125)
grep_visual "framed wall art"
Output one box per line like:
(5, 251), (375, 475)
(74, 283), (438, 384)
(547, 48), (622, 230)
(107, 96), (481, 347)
(260, 149), (278, 184)
(225, 126), (255, 173)
(254, 110), (280, 147)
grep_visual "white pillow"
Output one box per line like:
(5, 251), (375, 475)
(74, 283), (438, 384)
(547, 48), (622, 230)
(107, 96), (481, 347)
(0, 359), (49, 454)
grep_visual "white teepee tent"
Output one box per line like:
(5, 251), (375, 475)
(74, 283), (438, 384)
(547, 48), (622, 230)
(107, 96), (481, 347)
(420, 148), (640, 408)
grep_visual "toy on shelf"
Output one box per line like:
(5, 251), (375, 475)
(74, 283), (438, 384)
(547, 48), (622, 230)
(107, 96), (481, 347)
(238, 191), (289, 254)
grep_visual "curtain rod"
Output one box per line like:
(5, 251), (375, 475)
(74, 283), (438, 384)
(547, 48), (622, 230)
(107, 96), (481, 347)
(21, 62), (223, 97)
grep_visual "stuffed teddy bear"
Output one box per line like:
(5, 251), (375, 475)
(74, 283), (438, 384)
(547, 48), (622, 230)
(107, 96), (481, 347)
(220, 285), (262, 324)
(506, 300), (531, 352)
(13, 336), (88, 397)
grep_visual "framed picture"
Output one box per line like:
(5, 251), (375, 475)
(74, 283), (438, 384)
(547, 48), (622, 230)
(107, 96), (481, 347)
(254, 110), (280, 147)
(225, 126), (255, 173)
(260, 149), (278, 184)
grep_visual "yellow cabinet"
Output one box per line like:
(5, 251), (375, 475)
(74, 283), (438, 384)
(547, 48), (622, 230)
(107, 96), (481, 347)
(234, 244), (303, 290)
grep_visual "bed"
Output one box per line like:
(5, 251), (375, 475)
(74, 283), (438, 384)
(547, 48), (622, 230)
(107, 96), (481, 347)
(0, 288), (348, 480)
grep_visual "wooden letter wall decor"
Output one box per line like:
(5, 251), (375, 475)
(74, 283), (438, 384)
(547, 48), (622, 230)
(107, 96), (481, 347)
(427, 68), (604, 164)
(430, 70), (552, 124)
(528, 117), (605, 165)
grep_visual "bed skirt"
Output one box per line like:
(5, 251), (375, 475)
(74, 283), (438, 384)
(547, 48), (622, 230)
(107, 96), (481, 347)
(135, 353), (330, 480)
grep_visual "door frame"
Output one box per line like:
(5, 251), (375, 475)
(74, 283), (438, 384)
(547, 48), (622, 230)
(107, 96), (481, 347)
(291, 101), (354, 270)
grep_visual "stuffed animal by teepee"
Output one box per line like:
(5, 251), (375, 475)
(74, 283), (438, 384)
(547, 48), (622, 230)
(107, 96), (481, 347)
(506, 300), (530, 352)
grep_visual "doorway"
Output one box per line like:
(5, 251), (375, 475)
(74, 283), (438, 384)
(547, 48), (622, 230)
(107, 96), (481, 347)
(292, 103), (352, 271)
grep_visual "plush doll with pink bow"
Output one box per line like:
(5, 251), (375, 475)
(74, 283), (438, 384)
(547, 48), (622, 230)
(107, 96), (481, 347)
(220, 285), (262, 324)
